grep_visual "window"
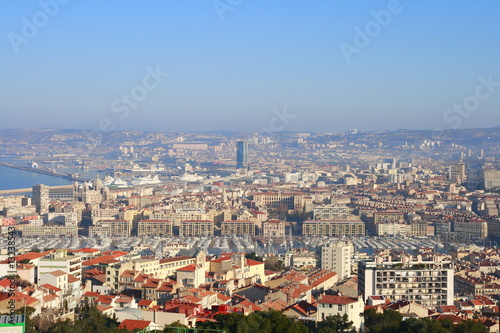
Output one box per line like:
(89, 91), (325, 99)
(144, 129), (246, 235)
(338, 305), (343, 311)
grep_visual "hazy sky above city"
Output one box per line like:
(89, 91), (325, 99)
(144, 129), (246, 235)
(1, 1), (499, 133)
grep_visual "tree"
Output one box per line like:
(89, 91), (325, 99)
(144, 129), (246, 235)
(245, 252), (263, 262)
(44, 302), (123, 333)
(363, 308), (402, 333)
(278, 203), (289, 220)
(454, 319), (488, 333)
(399, 317), (449, 333)
(163, 320), (188, 333)
(264, 255), (284, 271)
(196, 310), (309, 333)
(315, 314), (356, 333)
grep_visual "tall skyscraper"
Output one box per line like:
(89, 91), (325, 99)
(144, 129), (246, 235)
(236, 140), (248, 169)
(32, 184), (49, 215)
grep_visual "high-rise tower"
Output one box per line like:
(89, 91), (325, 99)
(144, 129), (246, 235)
(32, 184), (49, 215)
(236, 140), (248, 169)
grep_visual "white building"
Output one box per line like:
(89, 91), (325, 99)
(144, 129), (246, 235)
(320, 241), (353, 280)
(317, 294), (364, 330)
(358, 253), (454, 308)
(38, 250), (82, 281)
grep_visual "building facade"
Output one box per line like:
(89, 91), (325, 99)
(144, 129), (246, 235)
(262, 219), (285, 238)
(220, 220), (255, 236)
(179, 220), (214, 237)
(236, 140), (248, 169)
(302, 220), (365, 237)
(32, 184), (49, 215)
(358, 254), (454, 308)
(320, 241), (353, 280)
(89, 220), (132, 237)
(137, 220), (173, 236)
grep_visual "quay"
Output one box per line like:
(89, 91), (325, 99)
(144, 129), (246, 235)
(0, 162), (90, 183)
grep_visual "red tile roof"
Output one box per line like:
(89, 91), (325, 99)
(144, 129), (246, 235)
(40, 284), (62, 292)
(177, 264), (197, 272)
(247, 259), (264, 266)
(0, 291), (38, 305)
(73, 248), (100, 253)
(319, 295), (359, 305)
(82, 255), (120, 266)
(83, 291), (100, 298)
(48, 270), (67, 277)
(138, 299), (153, 307)
(118, 319), (151, 331)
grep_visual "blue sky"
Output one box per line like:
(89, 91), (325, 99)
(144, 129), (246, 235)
(1, 1), (499, 133)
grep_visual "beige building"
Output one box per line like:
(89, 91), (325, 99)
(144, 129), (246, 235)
(21, 225), (78, 237)
(90, 219), (132, 237)
(221, 220), (255, 236)
(262, 219), (285, 238)
(453, 219), (487, 240)
(92, 207), (120, 222)
(302, 219), (365, 237)
(313, 205), (357, 220)
(253, 192), (312, 212)
(373, 212), (405, 224)
(152, 210), (208, 226)
(483, 169), (500, 190)
(180, 220), (214, 237)
(376, 223), (411, 236)
(138, 220), (173, 236)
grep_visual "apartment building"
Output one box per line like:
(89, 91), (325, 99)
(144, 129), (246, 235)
(358, 253), (454, 308)
(21, 225), (78, 237)
(302, 219), (365, 237)
(453, 219), (488, 240)
(89, 220), (132, 237)
(320, 241), (353, 280)
(262, 219), (285, 238)
(253, 192), (312, 212)
(137, 220), (173, 236)
(39, 250), (82, 281)
(317, 295), (364, 331)
(313, 205), (357, 220)
(220, 220), (255, 236)
(179, 220), (214, 237)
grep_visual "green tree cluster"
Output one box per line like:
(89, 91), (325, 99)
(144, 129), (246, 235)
(244, 252), (263, 262)
(364, 308), (488, 333)
(195, 311), (357, 333)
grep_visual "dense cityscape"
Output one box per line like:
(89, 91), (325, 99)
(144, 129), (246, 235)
(0, 127), (500, 332)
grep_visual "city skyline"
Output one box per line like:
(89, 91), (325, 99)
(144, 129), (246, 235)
(1, 1), (500, 133)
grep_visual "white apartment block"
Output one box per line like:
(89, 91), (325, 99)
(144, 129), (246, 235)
(320, 241), (353, 280)
(358, 253), (454, 308)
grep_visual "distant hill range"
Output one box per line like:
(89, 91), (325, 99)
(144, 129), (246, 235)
(0, 127), (499, 146)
